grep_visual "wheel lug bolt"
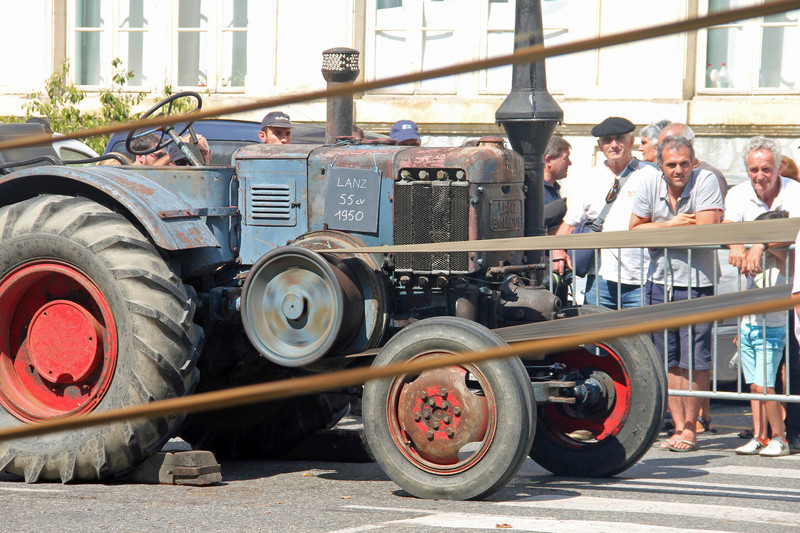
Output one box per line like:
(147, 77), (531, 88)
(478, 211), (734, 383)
(441, 401), (451, 410)
(445, 428), (454, 438)
(412, 411), (421, 422)
(432, 421), (440, 430)
(426, 430), (434, 440)
(428, 398), (436, 407)
(423, 412), (431, 420)
(443, 416), (451, 424)
(453, 406), (461, 416)
(439, 388), (448, 397)
(419, 391), (428, 401)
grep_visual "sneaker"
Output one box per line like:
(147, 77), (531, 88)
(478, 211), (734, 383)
(735, 438), (766, 455)
(759, 437), (790, 457)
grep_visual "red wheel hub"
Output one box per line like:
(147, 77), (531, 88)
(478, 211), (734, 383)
(542, 344), (631, 446)
(28, 300), (103, 384)
(387, 354), (496, 475)
(0, 262), (118, 422)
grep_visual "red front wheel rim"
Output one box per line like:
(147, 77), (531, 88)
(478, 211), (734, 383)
(0, 262), (118, 422)
(541, 343), (631, 447)
(386, 353), (497, 475)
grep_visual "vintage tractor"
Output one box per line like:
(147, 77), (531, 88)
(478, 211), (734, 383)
(0, 1), (664, 499)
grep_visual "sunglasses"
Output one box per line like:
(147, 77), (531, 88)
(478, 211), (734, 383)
(605, 178), (621, 202)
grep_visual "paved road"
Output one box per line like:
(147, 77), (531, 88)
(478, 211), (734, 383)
(1, 401), (798, 533)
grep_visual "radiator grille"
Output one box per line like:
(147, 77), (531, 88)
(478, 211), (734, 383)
(394, 175), (469, 273)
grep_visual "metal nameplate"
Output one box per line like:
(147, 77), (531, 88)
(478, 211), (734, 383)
(490, 199), (523, 231)
(324, 168), (381, 233)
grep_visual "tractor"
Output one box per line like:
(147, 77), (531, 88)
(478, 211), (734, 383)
(0, 0), (664, 500)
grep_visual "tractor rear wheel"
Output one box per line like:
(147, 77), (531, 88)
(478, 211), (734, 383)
(363, 317), (535, 500)
(0, 195), (202, 482)
(528, 305), (665, 477)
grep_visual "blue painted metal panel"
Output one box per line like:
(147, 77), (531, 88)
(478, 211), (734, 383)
(236, 156), (309, 265)
(0, 165), (226, 251)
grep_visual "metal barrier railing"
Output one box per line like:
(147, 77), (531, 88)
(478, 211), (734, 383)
(556, 245), (799, 404)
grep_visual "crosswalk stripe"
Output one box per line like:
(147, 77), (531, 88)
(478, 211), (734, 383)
(386, 511), (730, 533)
(498, 494), (800, 526)
(0, 486), (64, 493)
(549, 478), (800, 502)
(703, 465), (800, 479)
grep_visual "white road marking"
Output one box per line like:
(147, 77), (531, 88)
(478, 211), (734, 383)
(773, 453), (800, 461)
(326, 525), (384, 533)
(703, 465), (800, 479)
(499, 494), (800, 526)
(547, 477), (800, 501)
(344, 506), (731, 533)
(0, 486), (64, 493)
(386, 511), (730, 533)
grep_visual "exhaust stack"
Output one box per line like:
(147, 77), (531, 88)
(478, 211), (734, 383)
(321, 47), (360, 144)
(495, 0), (563, 269)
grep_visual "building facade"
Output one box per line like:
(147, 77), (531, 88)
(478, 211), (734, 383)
(0, 0), (798, 183)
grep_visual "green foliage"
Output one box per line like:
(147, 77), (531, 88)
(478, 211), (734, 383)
(25, 59), (147, 153)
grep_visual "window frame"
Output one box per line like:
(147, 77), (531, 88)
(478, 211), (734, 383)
(66, 0), (250, 93)
(696, 0), (800, 95)
(366, 0), (470, 96)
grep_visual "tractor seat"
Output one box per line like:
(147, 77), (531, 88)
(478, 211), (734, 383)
(0, 123), (62, 175)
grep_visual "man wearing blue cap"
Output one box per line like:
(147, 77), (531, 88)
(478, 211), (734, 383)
(259, 111), (293, 144)
(390, 120), (421, 146)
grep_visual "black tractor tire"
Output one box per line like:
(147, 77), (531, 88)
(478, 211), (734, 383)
(0, 195), (202, 483)
(363, 317), (535, 500)
(529, 304), (666, 477)
(179, 323), (351, 459)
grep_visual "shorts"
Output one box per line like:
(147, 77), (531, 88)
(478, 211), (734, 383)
(740, 322), (786, 388)
(646, 281), (713, 370)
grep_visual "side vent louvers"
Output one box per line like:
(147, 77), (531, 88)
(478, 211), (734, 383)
(246, 180), (297, 227)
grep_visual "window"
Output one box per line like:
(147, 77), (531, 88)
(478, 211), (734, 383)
(701, 0), (799, 92)
(366, 0), (573, 96)
(481, 0), (571, 94)
(69, 0), (249, 91)
(371, 0), (459, 94)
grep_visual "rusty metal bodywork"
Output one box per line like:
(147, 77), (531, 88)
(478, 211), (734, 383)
(0, 164), (237, 277)
(233, 140), (548, 337)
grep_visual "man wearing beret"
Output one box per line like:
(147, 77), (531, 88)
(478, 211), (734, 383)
(552, 116), (651, 309)
(259, 111), (293, 144)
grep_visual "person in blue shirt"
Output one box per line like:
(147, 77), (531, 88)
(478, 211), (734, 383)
(543, 135), (571, 233)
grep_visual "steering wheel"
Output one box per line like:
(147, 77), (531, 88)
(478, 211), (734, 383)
(126, 91), (202, 156)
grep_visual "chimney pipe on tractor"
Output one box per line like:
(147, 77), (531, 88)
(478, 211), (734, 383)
(495, 0), (563, 277)
(322, 48), (360, 144)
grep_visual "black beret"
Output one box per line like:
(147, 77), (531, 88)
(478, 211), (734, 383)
(591, 117), (635, 137)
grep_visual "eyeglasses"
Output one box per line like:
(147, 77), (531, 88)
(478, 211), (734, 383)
(605, 178), (621, 202)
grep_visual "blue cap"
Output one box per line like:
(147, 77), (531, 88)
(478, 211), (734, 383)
(390, 120), (420, 143)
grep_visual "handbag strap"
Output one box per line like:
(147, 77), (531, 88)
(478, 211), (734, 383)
(590, 158), (640, 232)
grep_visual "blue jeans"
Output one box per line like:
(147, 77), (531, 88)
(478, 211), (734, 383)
(739, 322), (786, 388)
(583, 275), (643, 310)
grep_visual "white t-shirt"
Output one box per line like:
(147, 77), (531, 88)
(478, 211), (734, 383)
(725, 176), (800, 221)
(746, 261), (788, 327)
(729, 178), (800, 326)
(563, 159), (648, 281)
(597, 165), (658, 284)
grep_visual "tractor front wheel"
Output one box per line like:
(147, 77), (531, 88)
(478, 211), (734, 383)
(363, 317), (535, 500)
